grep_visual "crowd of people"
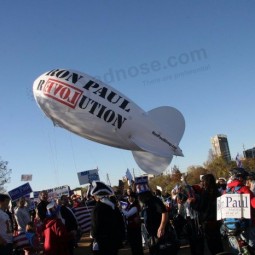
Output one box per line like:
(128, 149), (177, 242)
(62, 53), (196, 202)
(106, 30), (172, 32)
(1, 167), (255, 255)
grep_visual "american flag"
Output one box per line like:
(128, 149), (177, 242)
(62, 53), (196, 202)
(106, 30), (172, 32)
(13, 232), (30, 250)
(73, 205), (94, 234)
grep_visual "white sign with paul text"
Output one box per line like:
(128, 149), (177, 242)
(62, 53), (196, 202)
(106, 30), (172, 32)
(217, 193), (250, 220)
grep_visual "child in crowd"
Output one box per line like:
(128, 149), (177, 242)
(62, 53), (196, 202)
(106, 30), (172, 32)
(42, 202), (70, 255)
(23, 221), (42, 255)
(33, 209), (43, 243)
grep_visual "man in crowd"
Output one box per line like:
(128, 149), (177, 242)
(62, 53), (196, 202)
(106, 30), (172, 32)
(0, 193), (13, 255)
(37, 190), (49, 222)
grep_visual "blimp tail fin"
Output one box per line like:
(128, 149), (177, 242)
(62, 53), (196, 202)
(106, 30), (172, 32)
(147, 106), (185, 145)
(132, 151), (173, 175)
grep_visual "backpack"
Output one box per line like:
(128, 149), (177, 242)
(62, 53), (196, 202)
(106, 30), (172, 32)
(222, 186), (250, 236)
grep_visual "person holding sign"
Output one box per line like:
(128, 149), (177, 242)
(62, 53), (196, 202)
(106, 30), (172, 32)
(224, 167), (255, 251)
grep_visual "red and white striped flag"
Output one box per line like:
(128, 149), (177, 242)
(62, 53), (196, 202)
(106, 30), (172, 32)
(13, 232), (30, 250)
(72, 205), (94, 234)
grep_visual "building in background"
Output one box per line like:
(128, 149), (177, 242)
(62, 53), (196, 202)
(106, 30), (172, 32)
(211, 134), (231, 162)
(243, 147), (255, 158)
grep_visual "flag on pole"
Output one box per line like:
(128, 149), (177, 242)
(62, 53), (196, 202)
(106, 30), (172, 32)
(126, 168), (133, 185)
(236, 153), (243, 168)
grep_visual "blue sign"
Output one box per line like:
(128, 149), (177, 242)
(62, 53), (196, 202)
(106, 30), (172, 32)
(77, 169), (100, 185)
(135, 176), (148, 184)
(88, 173), (99, 182)
(8, 182), (33, 201)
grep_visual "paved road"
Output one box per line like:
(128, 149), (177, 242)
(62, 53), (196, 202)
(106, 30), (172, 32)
(74, 234), (191, 255)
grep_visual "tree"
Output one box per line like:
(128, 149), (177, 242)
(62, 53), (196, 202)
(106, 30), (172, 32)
(204, 156), (236, 180)
(186, 165), (208, 184)
(242, 158), (255, 172)
(0, 159), (12, 193)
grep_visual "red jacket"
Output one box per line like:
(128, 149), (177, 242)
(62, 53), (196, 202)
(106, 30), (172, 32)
(43, 217), (70, 255)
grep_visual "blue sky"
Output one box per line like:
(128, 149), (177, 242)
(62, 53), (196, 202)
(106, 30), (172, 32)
(1, 1), (255, 192)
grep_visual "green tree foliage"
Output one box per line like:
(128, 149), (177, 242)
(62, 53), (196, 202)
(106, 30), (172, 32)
(0, 159), (12, 193)
(186, 165), (208, 184)
(204, 156), (236, 180)
(146, 156), (255, 193)
(243, 158), (255, 171)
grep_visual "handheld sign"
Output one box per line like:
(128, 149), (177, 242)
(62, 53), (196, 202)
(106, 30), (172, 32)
(77, 169), (100, 185)
(135, 176), (149, 193)
(46, 185), (70, 200)
(217, 194), (250, 220)
(8, 182), (33, 201)
(33, 69), (185, 175)
(21, 174), (32, 181)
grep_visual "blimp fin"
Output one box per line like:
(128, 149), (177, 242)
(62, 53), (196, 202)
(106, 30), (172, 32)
(132, 151), (173, 175)
(147, 106), (185, 146)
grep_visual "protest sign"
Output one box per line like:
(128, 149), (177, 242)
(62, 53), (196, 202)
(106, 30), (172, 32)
(217, 193), (250, 220)
(21, 174), (32, 181)
(77, 169), (100, 185)
(134, 176), (149, 193)
(46, 185), (70, 200)
(8, 182), (33, 201)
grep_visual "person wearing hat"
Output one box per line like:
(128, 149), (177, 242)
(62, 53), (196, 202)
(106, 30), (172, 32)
(217, 177), (227, 194)
(90, 181), (125, 255)
(122, 192), (143, 255)
(42, 202), (70, 255)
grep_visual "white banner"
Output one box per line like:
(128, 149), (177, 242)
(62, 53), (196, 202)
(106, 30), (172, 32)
(77, 169), (100, 185)
(217, 193), (250, 220)
(46, 185), (70, 200)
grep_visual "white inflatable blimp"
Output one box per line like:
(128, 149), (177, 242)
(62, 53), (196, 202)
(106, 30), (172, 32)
(33, 69), (185, 175)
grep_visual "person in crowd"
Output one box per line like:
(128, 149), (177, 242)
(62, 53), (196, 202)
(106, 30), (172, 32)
(23, 221), (42, 255)
(42, 201), (70, 255)
(224, 167), (255, 251)
(0, 193), (13, 255)
(176, 182), (204, 254)
(216, 177), (227, 194)
(36, 191), (49, 222)
(71, 194), (82, 208)
(188, 173), (224, 255)
(60, 195), (79, 255)
(5, 202), (17, 236)
(246, 171), (255, 195)
(122, 192), (143, 255)
(138, 188), (179, 255)
(14, 197), (31, 234)
(90, 181), (125, 255)
(154, 189), (164, 202)
(33, 209), (43, 243)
